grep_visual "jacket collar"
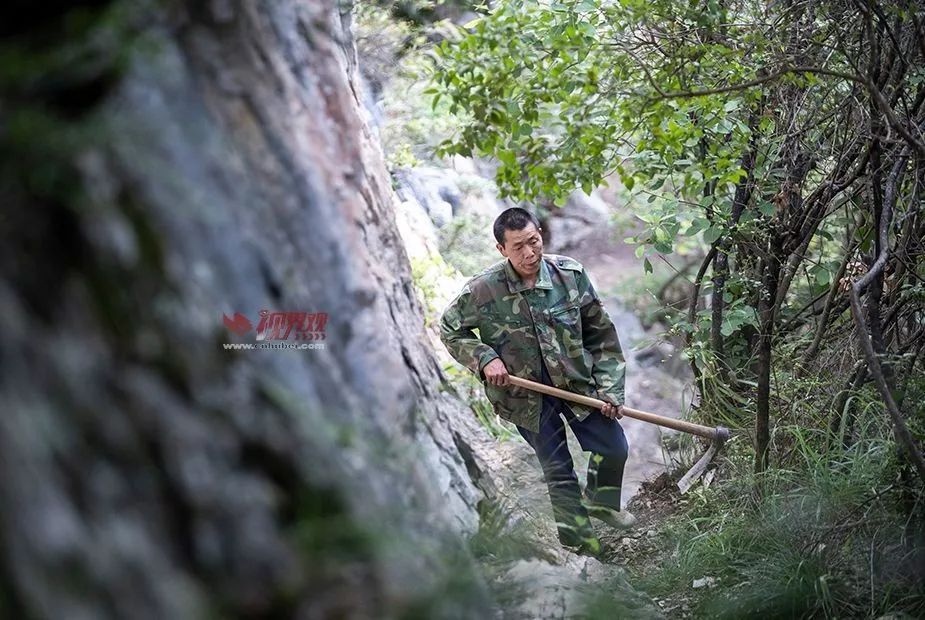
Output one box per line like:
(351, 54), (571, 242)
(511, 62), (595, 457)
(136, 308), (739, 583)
(504, 257), (553, 293)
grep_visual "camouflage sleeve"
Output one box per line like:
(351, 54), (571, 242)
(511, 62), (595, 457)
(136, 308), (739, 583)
(577, 269), (626, 404)
(439, 285), (500, 377)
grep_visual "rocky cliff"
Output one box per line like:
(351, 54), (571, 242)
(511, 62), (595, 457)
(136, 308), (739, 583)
(0, 1), (490, 617)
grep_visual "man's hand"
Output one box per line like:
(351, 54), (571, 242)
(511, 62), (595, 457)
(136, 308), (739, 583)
(483, 358), (510, 386)
(599, 395), (623, 420)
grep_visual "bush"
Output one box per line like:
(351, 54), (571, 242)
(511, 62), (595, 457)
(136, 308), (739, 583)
(632, 373), (925, 619)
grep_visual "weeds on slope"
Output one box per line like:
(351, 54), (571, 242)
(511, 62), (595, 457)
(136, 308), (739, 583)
(629, 371), (925, 619)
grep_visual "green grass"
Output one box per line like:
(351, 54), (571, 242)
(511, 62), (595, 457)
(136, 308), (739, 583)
(468, 499), (553, 563)
(631, 410), (925, 619)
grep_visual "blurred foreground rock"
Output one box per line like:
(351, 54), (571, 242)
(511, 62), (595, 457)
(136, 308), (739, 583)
(0, 2), (488, 617)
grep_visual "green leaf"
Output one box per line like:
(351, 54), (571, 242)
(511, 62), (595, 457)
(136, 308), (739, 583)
(687, 218), (710, 235)
(811, 265), (831, 285)
(643, 257), (653, 274)
(703, 225), (722, 245)
(654, 240), (673, 254)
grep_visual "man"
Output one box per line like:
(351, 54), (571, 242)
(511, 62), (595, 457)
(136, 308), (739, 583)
(439, 207), (635, 556)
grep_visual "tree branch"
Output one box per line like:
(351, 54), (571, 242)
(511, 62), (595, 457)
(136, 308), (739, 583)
(848, 150), (925, 482)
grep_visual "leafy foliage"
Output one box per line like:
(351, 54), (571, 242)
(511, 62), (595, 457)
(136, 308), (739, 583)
(431, 0), (925, 465)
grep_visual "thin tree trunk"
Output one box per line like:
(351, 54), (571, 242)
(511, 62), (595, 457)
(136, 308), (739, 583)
(755, 245), (782, 474)
(686, 245), (718, 383)
(801, 227), (857, 368)
(849, 151), (925, 483)
(710, 126), (757, 370)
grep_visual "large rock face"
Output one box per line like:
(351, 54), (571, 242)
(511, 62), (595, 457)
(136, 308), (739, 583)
(0, 1), (491, 617)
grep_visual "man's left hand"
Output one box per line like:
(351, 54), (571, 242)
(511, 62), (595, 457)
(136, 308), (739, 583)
(599, 397), (623, 420)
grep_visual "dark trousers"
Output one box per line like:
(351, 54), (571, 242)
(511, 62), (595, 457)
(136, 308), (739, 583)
(517, 374), (629, 545)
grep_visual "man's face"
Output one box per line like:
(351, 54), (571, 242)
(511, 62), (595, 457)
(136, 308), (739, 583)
(497, 223), (544, 279)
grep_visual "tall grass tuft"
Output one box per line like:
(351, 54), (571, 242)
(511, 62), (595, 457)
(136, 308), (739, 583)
(633, 369), (925, 618)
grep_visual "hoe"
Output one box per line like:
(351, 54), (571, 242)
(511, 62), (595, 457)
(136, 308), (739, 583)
(507, 375), (732, 493)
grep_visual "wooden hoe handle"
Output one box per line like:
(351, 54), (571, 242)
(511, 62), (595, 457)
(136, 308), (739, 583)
(506, 375), (730, 442)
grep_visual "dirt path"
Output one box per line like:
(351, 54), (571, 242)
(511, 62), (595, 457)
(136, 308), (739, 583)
(551, 214), (694, 509)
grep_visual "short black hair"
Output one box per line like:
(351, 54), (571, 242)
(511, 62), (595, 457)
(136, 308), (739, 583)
(493, 207), (541, 245)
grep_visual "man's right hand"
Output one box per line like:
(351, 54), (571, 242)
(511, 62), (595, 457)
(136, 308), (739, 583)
(482, 358), (510, 386)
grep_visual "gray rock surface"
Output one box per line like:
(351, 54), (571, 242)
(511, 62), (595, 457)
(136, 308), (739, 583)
(393, 163), (508, 227)
(1, 1), (488, 617)
(545, 190), (613, 252)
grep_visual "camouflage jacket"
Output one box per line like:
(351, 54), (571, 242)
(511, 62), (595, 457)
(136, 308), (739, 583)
(439, 254), (625, 433)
